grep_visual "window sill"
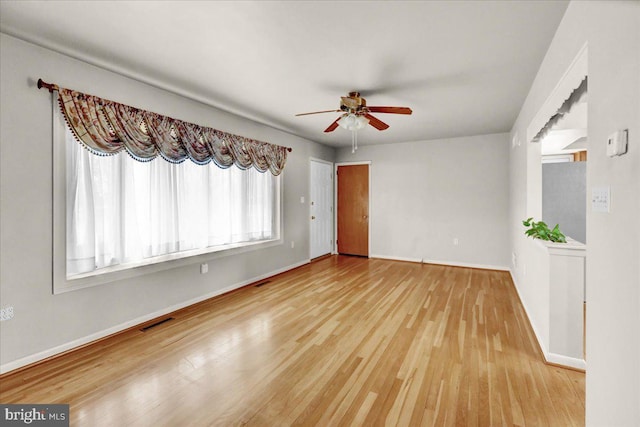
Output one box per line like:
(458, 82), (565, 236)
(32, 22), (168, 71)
(54, 238), (282, 294)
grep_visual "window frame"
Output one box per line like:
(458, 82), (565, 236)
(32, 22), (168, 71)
(52, 98), (283, 294)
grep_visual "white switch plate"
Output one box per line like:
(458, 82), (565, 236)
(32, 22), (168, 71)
(592, 186), (610, 213)
(200, 263), (208, 274)
(300, 196), (305, 204)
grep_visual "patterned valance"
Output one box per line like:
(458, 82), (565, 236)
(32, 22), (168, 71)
(51, 84), (289, 175)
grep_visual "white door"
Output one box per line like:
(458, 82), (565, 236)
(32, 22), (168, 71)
(310, 160), (333, 259)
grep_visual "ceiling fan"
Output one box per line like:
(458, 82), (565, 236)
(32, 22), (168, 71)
(295, 91), (412, 133)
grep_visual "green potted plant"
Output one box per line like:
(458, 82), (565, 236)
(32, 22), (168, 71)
(522, 217), (567, 243)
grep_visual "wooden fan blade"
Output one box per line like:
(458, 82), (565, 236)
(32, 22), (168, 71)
(367, 106), (413, 115)
(295, 109), (341, 116)
(364, 113), (389, 131)
(324, 117), (341, 133)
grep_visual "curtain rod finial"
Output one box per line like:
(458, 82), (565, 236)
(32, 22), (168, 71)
(37, 78), (58, 93)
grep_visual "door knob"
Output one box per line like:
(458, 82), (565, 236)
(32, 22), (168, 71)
(311, 216), (316, 220)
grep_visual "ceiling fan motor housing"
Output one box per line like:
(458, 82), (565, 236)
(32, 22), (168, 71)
(341, 92), (367, 114)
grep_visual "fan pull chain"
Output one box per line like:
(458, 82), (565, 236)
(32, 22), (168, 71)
(351, 131), (358, 153)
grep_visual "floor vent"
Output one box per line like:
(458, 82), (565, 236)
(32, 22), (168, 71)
(255, 280), (271, 288)
(140, 317), (174, 332)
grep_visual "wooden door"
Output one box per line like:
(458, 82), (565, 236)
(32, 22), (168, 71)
(310, 160), (333, 259)
(337, 164), (369, 256)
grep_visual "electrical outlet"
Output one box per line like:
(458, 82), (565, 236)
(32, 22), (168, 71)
(453, 238), (459, 246)
(200, 263), (208, 274)
(0, 306), (14, 321)
(291, 241), (295, 249)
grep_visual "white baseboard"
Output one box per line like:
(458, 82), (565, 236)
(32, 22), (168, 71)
(370, 254), (509, 271)
(422, 259), (509, 271)
(369, 254), (422, 263)
(509, 269), (586, 371)
(546, 352), (586, 370)
(0, 259), (310, 375)
(510, 268), (550, 354)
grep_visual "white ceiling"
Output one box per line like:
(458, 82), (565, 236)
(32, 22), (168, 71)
(0, 0), (569, 148)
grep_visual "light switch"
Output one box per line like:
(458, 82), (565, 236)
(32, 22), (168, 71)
(300, 196), (305, 204)
(592, 186), (610, 213)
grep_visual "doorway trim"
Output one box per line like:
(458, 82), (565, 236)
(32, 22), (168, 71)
(521, 42), (588, 371)
(526, 43), (588, 220)
(527, 42), (588, 144)
(309, 157), (335, 260)
(334, 161), (371, 257)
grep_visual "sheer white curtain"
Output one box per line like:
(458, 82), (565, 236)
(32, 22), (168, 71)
(65, 128), (278, 276)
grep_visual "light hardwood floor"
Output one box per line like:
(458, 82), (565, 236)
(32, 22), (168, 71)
(0, 256), (584, 426)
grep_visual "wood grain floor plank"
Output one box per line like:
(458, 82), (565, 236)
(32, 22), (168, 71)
(0, 256), (584, 426)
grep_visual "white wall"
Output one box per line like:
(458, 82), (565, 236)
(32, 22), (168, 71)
(0, 34), (335, 372)
(336, 133), (510, 270)
(510, 1), (639, 425)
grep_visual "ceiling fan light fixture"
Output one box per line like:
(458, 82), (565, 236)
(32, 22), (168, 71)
(337, 113), (369, 153)
(337, 113), (354, 130)
(355, 114), (369, 130)
(338, 113), (369, 131)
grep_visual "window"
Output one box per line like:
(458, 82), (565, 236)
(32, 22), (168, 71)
(52, 98), (283, 293)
